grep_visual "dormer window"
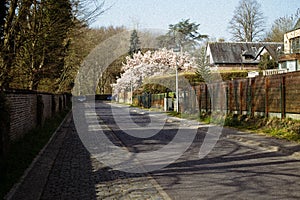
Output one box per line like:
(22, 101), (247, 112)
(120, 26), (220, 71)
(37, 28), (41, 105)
(242, 50), (255, 60)
(244, 55), (253, 60)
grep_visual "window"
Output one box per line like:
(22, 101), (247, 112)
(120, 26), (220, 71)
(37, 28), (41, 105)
(280, 62), (287, 69)
(290, 36), (300, 53)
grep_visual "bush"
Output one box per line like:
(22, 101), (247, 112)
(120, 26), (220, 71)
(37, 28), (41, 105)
(144, 71), (249, 94)
(220, 71), (248, 80)
(224, 114), (241, 126)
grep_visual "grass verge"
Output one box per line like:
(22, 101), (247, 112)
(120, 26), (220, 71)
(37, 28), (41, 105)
(201, 113), (300, 143)
(124, 102), (300, 143)
(167, 111), (300, 143)
(0, 109), (70, 199)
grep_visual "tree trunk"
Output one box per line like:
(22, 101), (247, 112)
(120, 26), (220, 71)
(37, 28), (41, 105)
(29, 77), (39, 91)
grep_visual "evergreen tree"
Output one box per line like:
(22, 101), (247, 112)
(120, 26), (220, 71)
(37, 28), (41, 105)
(195, 46), (211, 83)
(129, 29), (141, 57)
(158, 19), (208, 52)
(258, 54), (277, 70)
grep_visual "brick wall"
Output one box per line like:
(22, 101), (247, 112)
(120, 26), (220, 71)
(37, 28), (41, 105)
(3, 90), (70, 141)
(6, 93), (38, 141)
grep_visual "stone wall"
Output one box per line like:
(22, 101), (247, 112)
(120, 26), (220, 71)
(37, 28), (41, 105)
(3, 90), (70, 141)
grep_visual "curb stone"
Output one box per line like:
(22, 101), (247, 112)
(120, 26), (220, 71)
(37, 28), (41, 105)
(226, 135), (280, 152)
(224, 129), (300, 157)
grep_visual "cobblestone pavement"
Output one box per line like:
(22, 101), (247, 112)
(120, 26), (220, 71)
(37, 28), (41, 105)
(7, 101), (300, 200)
(40, 121), (168, 200)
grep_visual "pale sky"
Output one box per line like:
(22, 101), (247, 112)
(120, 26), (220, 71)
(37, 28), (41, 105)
(91, 0), (300, 41)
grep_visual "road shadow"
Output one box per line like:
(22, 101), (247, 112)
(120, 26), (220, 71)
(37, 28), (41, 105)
(66, 102), (300, 199)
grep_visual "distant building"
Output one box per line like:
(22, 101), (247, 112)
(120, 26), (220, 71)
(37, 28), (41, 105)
(206, 42), (283, 70)
(279, 19), (300, 72)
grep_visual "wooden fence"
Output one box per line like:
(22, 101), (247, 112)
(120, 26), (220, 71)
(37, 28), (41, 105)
(133, 71), (300, 119)
(193, 71), (300, 119)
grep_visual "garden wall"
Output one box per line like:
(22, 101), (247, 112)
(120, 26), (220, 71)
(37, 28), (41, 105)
(2, 89), (70, 141)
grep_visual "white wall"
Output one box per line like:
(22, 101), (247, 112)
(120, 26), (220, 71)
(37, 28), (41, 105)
(287, 60), (297, 72)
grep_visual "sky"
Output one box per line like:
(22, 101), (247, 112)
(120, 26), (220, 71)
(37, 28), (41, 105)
(91, 0), (300, 41)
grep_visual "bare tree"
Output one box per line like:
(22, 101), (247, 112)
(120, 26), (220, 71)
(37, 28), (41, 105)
(60, 26), (126, 93)
(0, 0), (109, 90)
(229, 0), (265, 42)
(0, 0), (27, 89)
(72, 0), (111, 25)
(264, 8), (300, 42)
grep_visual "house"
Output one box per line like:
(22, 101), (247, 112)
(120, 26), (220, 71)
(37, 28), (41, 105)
(279, 19), (300, 72)
(206, 42), (283, 70)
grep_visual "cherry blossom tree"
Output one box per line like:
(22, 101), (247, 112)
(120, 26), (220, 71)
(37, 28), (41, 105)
(112, 48), (196, 96)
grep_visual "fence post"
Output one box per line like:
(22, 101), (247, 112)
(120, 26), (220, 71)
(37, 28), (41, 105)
(198, 86), (202, 113)
(149, 93), (152, 108)
(265, 77), (269, 118)
(229, 82), (233, 113)
(226, 84), (229, 115)
(246, 78), (254, 117)
(280, 76), (286, 119)
(191, 88), (196, 113)
(205, 84), (209, 113)
(251, 78), (255, 117)
(239, 81), (243, 115)
(211, 84), (214, 112)
(182, 90), (186, 113)
(151, 93), (154, 108)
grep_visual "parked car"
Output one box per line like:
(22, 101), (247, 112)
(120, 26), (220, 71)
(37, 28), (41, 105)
(106, 95), (112, 100)
(76, 95), (86, 102)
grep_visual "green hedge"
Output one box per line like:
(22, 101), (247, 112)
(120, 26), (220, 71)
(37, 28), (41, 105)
(142, 71), (248, 93)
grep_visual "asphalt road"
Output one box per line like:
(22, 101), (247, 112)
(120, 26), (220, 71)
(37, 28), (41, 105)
(95, 102), (300, 200)
(7, 101), (300, 200)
